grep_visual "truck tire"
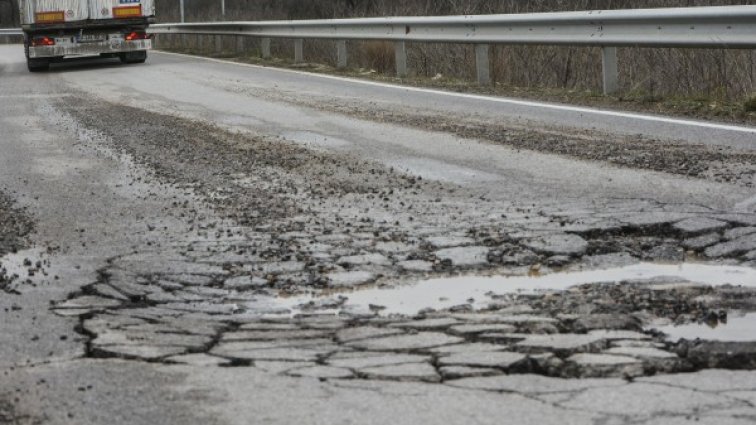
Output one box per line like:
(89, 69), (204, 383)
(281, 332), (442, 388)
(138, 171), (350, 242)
(120, 51), (147, 64)
(22, 37), (49, 72)
(27, 58), (49, 72)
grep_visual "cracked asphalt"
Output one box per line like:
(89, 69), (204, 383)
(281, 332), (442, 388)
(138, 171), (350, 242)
(1, 46), (756, 425)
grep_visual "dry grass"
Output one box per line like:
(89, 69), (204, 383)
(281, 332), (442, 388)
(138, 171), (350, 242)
(745, 96), (756, 112)
(359, 41), (395, 74)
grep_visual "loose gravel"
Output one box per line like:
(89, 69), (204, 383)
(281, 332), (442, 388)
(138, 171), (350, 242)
(0, 192), (32, 258)
(0, 191), (33, 293)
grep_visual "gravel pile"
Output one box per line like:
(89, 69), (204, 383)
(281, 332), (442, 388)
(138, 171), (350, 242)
(0, 192), (33, 292)
(0, 192), (32, 258)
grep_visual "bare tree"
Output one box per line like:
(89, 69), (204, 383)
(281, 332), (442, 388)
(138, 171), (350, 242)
(0, 0), (21, 27)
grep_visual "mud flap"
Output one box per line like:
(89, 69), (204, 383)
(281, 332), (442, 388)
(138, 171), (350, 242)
(119, 50), (147, 64)
(27, 57), (50, 72)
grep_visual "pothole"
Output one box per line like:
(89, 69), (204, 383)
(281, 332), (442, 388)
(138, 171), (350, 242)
(651, 312), (756, 342)
(280, 131), (352, 148)
(277, 263), (756, 316)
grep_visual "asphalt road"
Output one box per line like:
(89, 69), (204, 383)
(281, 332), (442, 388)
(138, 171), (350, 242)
(132, 51), (756, 149)
(30, 49), (756, 204)
(109, 50), (756, 148)
(1, 45), (756, 425)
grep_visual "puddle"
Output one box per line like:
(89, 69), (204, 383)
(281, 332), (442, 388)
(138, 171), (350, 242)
(281, 131), (352, 148)
(276, 263), (756, 316)
(392, 158), (500, 184)
(651, 313), (756, 342)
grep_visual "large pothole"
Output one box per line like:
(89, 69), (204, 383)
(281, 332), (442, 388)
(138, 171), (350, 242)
(49, 257), (756, 383)
(41, 93), (756, 384)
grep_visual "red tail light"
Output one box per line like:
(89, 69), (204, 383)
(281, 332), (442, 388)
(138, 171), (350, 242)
(125, 31), (150, 41)
(31, 36), (55, 46)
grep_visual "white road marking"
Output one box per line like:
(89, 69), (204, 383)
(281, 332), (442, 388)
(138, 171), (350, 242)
(154, 50), (756, 135)
(0, 94), (73, 98)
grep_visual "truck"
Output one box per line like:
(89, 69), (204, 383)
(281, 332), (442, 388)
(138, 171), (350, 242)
(18, 0), (154, 72)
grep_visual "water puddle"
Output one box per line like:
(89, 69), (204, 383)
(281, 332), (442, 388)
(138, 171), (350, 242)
(277, 263), (756, 316)
(281, 131), (352, 148)
(392, 157), (500, 184)
(651, 313), (756, 342)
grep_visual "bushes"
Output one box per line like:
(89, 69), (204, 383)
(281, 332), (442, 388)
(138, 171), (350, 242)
(0, 0), (20, 27)
(744, 96), (756, 112)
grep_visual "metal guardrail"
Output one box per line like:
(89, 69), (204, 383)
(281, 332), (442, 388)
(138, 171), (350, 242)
(0, 29), (23, 36)
(150, 5), (756, 94)
(150, 6), (756, 48)
(4, 6), (756, 93)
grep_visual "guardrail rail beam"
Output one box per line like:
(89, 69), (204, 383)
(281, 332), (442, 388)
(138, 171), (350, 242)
(147, 6), (756, 91)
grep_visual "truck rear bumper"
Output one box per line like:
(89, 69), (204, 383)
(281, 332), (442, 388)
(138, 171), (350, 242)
(22, 18), (154, 32)
(29, 39), (151, 58)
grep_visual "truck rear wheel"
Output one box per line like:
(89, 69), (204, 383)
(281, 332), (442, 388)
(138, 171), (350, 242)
(119, 51), (147, 64)
(27, 58), (49, 72)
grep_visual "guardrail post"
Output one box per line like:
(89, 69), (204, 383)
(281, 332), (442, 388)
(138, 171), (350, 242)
(336, 40), (348, 69)
(261, 38), (271, 58)
(395, 41), (408, 78)
(475, 44), (491, 85)
(294, 39), (304, 63)
(236, 36), (245, 54)
(215, 35), (222, 53)
(602, 47), (619, 95)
